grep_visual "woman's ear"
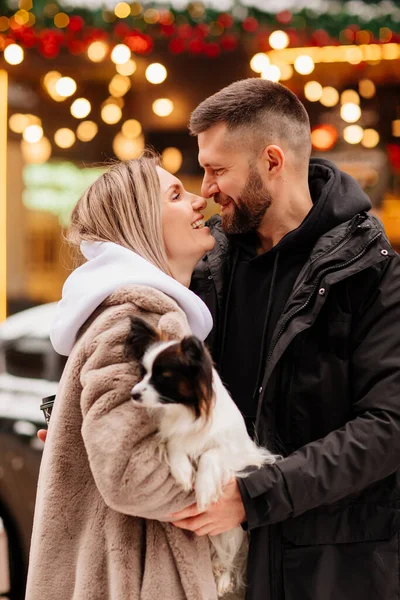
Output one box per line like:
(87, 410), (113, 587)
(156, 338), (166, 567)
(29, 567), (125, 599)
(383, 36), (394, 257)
(127, 316), (160, 361)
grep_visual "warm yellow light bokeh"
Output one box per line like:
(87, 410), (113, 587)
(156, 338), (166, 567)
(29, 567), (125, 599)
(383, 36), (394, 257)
(393, 120), (400, 137)
(87, 41), (108, 62)
(250, 53), (270, 73)
(294, 55), (315, 75)
(113, 132), (144, 160)
(111, 44), (131, 65)
(101, 103), (123, 124)
(116, 59), (137, 76)
(359, 79), (376, 99)
(162, 147), (183, 174)
(21, 136), (52, 163)
(304, 81), (323, 102)
(269, 30), (289, 50)
(70, 98), (91, 119)
(320, 87), (339, 107)
(145, 63), (167, 84)
(343, 125), (364, 144)
(108, 74), (131, 97)
(54, 127), (76, 148)
(340, 102), (361, 123)
(122, 119), (142, 139)
(55, 77), (77, 98)
(9, 113), (30, 133)
(260, 65), (281, 82)
(114, 2), (131, 18)
(4, 44), (24, 65)
(152, 98), (174, 117)
(76, 120), (98, 142)
(340, 90), (360, 105)
(42, 71), (64, 102)
(54, 12), (70, 27)
(23, 124), (43, 143)
(362, 128), (380, 148)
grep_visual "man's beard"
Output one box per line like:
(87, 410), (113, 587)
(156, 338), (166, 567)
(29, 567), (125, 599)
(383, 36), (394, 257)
(216, 167), (272, 234)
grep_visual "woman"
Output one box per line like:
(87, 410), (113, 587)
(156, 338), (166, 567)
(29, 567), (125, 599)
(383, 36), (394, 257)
(26, 155), (219, 600)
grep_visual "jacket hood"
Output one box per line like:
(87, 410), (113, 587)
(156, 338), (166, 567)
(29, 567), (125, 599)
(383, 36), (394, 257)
(50, 241), (213, 356)
(229, 158), (372, 256)
(306, 157), (371, 238)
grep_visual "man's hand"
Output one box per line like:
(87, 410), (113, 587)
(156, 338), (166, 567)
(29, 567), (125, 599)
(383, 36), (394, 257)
(37, 429), (47, 443)
(170, 478), (246, 536)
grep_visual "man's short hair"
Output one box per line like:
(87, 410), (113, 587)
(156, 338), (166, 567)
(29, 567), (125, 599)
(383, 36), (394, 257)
(190, 78), (312, 162)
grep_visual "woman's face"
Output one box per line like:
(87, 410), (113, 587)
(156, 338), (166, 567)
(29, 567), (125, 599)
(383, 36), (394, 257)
(157, 167), (215, 270)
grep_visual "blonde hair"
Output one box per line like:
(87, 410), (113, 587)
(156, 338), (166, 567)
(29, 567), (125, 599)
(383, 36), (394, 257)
(68, 155), (172, 275)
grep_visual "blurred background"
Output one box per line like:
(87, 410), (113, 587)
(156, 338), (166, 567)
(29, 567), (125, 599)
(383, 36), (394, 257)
(0, 0), (400, 597)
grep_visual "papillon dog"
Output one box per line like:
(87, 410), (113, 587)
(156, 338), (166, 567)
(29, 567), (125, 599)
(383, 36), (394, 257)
(128, 316), (276, 597)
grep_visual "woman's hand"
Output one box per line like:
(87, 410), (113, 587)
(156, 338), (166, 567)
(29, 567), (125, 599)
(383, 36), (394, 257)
(37, 430), (47, 443)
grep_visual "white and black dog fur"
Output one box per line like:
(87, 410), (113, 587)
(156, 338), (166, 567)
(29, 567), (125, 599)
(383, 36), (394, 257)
(128, 316), (276, 597)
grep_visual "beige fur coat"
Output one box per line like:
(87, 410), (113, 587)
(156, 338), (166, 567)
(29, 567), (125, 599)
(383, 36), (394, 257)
(25, 285), (218, 600)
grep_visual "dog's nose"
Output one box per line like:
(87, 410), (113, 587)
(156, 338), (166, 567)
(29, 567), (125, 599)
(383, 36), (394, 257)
(131, 392), (142, 401)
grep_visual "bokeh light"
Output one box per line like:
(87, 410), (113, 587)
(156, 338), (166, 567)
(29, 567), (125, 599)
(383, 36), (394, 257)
(21, 136), (52, 164)
(122, 119), (142, 139)
(76, 121), (98, 142)
(304, 81), (323, 102)
(152, 98), (174, 117)
(145, 63), (167, 84)
(116, 59), (137, 76)
(359, 79), (376, 99)
(250, 53), (270, 73)
(108, 74), (131, 97)
(111, 44), (131, 65)
(54, 128), (76, 148)
(320, 87), (339, 107)
(23, 125), (43, 143)
(340, 102), (361, 123)
(55, 77), (77, 98)
(101, 103), (123, 124)
(269, 30), (289, 50)
(162, 147), (183, 174)
(113, 132), (145, 160)
(343, 125), (364, 144)
(4, 44), (24, 65)
(362, 128), (380, 148)
(340, 90), (360, 105)
(70, 98), (91, 119)
(294, 55), (315, 75)
(260, 65), (281, 82)
(87, 41), (108, 63)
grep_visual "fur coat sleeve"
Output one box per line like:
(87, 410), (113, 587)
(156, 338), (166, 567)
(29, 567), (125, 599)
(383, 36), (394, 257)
(77, 285), (195, 520)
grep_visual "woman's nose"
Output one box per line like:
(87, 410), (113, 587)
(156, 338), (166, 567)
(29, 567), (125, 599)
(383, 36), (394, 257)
(191, 194), (207, 212)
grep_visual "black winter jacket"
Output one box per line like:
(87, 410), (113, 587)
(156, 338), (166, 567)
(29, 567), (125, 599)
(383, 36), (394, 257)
(191, 159), (400, 600)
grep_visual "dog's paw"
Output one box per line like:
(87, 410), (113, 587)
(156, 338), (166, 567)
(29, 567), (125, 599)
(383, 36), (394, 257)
(170, 460), (194, 492)
(196, 480), (222, 511)
(215, 571), (234, 597)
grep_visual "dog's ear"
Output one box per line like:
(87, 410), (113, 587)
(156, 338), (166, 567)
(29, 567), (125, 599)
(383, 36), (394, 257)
(180, 336), (204, 366)
(127, 317), (160, 361)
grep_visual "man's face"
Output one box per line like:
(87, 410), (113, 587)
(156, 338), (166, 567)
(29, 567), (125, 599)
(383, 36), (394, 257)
(198, 123), (271, 234)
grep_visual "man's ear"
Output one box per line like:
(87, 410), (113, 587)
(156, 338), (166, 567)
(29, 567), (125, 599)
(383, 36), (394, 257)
(127, 317), (160, 361)
(180, 336), (205, 366)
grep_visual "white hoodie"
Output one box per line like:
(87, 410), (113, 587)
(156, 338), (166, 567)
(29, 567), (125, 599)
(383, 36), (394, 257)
(50, 241), (213, 356)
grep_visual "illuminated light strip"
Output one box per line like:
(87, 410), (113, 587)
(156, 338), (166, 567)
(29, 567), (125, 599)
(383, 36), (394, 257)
(267, 43), (400, 64)
(0, 70), (7, 322)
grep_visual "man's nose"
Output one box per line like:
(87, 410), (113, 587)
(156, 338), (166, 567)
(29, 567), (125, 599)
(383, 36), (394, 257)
(201, 176), (219, 199)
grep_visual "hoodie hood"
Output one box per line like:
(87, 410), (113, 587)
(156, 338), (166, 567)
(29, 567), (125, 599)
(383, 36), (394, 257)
(229, 157), (372, 257)
(50, 241), (213, 356)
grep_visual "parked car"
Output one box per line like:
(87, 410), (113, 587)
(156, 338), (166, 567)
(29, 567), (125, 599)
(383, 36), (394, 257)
(0, 303), (66, 600)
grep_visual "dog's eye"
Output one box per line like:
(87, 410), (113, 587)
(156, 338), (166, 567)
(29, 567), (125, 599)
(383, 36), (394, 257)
(162, 371), (173, 378)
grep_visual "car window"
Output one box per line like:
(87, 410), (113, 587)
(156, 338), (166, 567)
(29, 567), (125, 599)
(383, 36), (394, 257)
(2, 337), (66, 381)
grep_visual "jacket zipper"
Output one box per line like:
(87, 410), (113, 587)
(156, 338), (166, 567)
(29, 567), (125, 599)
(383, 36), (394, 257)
(266, 230), (382, 364)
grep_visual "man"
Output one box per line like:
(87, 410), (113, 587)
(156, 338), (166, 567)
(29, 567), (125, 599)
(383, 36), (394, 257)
(171, 78), (400, 600)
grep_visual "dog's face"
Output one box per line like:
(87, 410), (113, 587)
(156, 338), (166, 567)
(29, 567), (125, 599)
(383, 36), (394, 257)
(128, 317), (214, 419)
